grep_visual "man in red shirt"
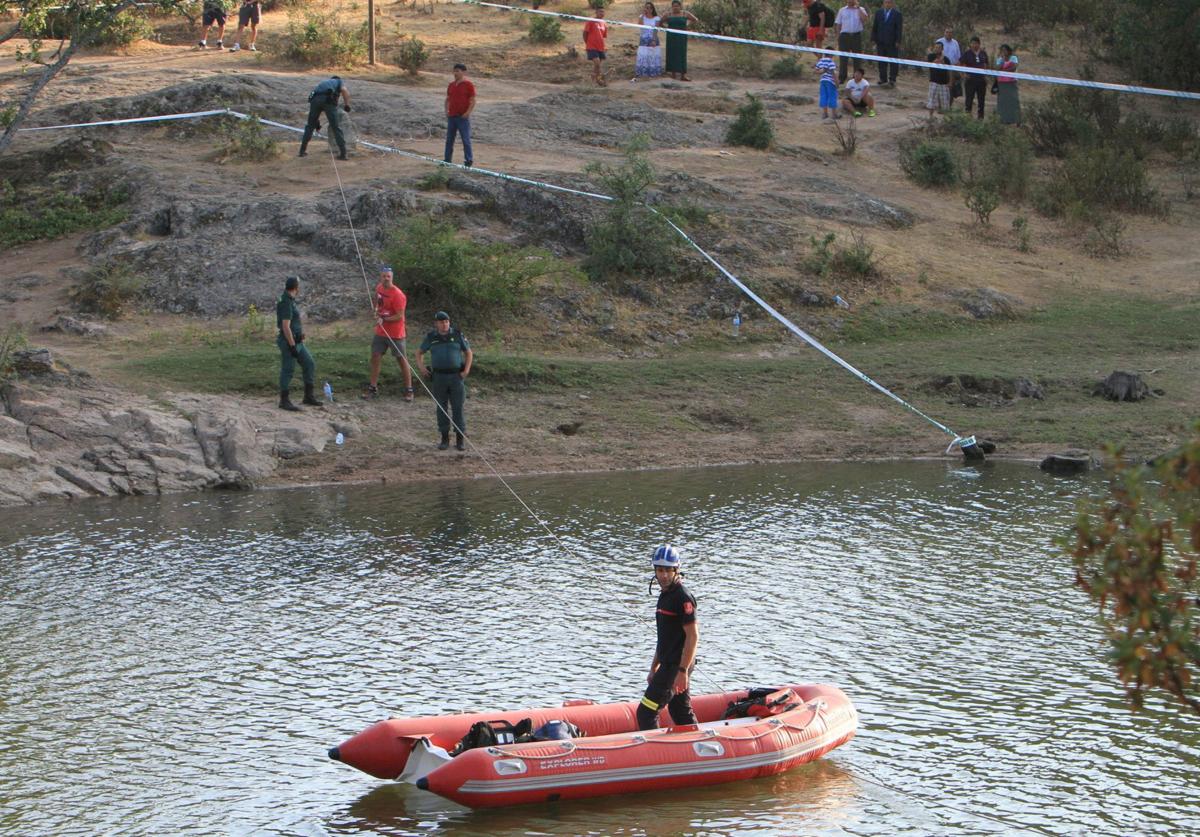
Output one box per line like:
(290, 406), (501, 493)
(444, 63), (475, 168)
(362, 266), (414, 401)
(583, 6), (609, 87)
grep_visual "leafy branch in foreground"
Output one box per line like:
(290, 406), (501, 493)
(1069, 424), (1200, 714)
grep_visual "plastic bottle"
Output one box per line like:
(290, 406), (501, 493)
(732, 311), (742, 337)
(834, 295), (851, 309)
(323, 381), (334, 402)
(335, 432), (345, 446)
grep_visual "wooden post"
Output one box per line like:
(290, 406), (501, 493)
(368, 0), (376, 65)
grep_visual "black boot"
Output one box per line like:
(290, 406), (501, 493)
(279, 389), (301, 412)
(455, 432), (465, 451)
(298, 142), (308, 157)
(437, 433), (450, 450)
(302, 382), (321, 406)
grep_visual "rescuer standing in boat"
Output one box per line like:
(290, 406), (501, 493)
(636, 545), (699, 730)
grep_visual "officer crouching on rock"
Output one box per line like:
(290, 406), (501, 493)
(415, 310), (472, 451)
(276, 275), (321, 411)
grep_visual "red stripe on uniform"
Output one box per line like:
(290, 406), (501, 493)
(657, 609), (678, 616)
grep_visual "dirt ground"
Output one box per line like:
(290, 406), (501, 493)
(2, 1), (1198, 495)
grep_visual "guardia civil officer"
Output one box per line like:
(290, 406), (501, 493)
(276, 275), (320, 411)
(415, 310), (473, 451)
(299, 75), (352, 159)
(636, 545), (699, 731)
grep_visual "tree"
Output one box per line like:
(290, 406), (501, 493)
(1069, 423), (1200, 714)
(0, 0), (184, 155)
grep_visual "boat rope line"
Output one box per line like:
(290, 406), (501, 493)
(19, 107), (973, 449)
(459, 0), (1200, 102)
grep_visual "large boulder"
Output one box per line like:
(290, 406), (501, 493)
(1093, 371), (1152, 402)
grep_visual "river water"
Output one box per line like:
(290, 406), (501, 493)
(1, 461), (1197, 836)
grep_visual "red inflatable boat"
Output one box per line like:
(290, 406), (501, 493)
(329, 683), (857, 808)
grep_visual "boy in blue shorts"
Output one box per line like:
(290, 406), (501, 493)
(815, 53), (839, 120)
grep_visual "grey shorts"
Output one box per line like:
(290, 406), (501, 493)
(371, 334), (406, 357)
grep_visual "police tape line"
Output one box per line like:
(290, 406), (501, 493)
(459, 0), (1200, 102)
(19, 106), (970, 446)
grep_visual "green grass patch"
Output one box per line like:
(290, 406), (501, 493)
(0, 179), (129, 249)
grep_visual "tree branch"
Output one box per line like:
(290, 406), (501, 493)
(0, 37), (79, 155)
(0, 20), (21, 46)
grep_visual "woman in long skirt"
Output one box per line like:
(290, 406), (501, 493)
(661, 0), (699, 81)
(633, 2), (662, 80)
(995, 43), (1021, 125)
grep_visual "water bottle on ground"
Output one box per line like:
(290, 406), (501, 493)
(335, 432), (345, 446)
(834, 295), (851, 309)
(324, 381), (334, 402)
(732, 311), (742, 337)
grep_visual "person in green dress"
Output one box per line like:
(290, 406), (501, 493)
(660, 1), (699, 81)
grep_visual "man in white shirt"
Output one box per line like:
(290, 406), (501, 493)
(834, 0), (870, 82)
(841, 67), (877, 117)
(935, 26), (961, 100)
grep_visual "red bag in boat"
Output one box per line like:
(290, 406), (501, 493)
(746, 688), (800, 718)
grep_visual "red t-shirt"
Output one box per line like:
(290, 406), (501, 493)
(374, 283), (407, 339)
(583, 20), (608, 52)
(446, 79), (476, 117)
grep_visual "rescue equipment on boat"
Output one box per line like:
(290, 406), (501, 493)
(328, 683), (856, 808)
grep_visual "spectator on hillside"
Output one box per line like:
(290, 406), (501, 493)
(444, 63), (475, 167)
(801, 0), (834, 50)
(633, 2), (663, 81)
(197, 0), (227, 50)
(925, 41), (951, 114)
(815, 52), (839, 121)
(834, 0), (870, 83)
(842, 67), (876, 117)
(661, 1), (699, 82)
(960, 36), (989, 119)
(935, 27), (961, 101)
(870, 0), (902, 88)
(583, 5), (609, 87)
(228, 0), (260, 52)
(995, 44), (1021, 125)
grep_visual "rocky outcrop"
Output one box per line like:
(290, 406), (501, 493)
(0, 350), (346, 506)
(1040, 450), (1098, 475)
(948, 287), (1021, 320)
(1093, 371), (1154, 402)
(925, 374), (1045, 407)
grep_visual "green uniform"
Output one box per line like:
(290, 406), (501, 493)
(419, 327), (470, 436)
(301, 77), (346, 156)
(276, 291), (315, 390)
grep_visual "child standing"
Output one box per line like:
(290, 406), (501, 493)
(925, 41), (951, 114)
(583, 6), (609, 87)
(816, 52), (838, 120)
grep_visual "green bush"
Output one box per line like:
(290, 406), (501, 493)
(217, 116), (281, 162)
(0, 324), (26, 383)
(1083, 216), (1127, 259)
(527, 15), (564, 44)
(983, 127), (1033, 201)
(394, 35), (429, 75)
(381, 216), (567, 316)
(1036, 146), (1161, 216)
(964, 181), (1000, 225)
(899, 139), (958, 187)
(726, 44), (764, 77)
(802, 231), (878, 281)
(0, 180), (129, 249)
(69, 264), (145, 319)
(766, 54), (804, 79)
(1012, 214), (1033, 252)
(583, 134), (680, 283)
(937, 110), (992, 143)
(725, 94), (773, 150)
(417, 166), (451, 191)
(284, 6), (368, 67)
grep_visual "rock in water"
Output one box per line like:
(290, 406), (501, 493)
(1040, 452), (1095, 475)
(1093, 371), (1151, 402)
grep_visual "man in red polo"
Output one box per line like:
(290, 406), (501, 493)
(444, 62), (475, 168)
(362, 266), (414, 401)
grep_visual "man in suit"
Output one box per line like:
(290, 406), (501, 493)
(870, 0), (902, 88)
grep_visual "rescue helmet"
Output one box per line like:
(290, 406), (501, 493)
(651, 544), (681, 568)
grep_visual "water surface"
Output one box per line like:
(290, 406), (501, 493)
(2, 461), (1196, 835)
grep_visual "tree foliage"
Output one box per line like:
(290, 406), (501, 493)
(1070, 425), (1200, 714)
(0, 0), (186, 155)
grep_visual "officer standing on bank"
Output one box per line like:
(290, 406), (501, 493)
(299, 75), (352, 159)
(415, 310), (473, 451)
(276, 275), (320, 411)
(635, 544), (699, 731)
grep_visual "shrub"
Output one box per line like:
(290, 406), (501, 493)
(583, 133), (680, 282)
(0, 179), (129, 249)
(726, 44), (764, 77)
(0, 324), (26, 383)
(766, 54), (804, 79)
(527, 15), (564, 44)
(1083, 216), (1127, 259)
(417, 166), (451, 191)
(241, 304), (267, 342)
(725, 94), (773, 150)
(69, 264), (145, 319)
(899, 139), (958, 187)
(217, 116), (280, 162)
(284, 6), (368, 67)
(983, 127), (1033, 201)
(802, 231), (878, 281)
(831, 115), (857, 156)
(937, 110), (992, 143)
(1012, 214), (1033, 252)
(1036, 146), (1161, 217)
(661, 201), (711, 227)
(394, 34), (429, 75)
(381, 216), (566, 315)
(93, 9), (153, 47)
(964, 181), (1000, 225)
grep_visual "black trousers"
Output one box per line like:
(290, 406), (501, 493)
(300, 100), (345, 155)
(964, 78), (987, 118)
(838, 31), (863, 82)
(876, 42), (899, 84)
(635, 664), (697, 730)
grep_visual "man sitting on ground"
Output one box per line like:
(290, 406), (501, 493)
(841, 67), (877, 117)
